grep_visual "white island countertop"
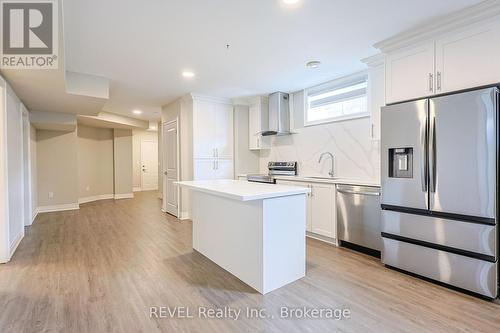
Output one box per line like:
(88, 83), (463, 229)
(176, 179), (310, 201)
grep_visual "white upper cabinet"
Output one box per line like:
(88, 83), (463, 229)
(385, 42), (435, 104)
(193, 100), (217, 159)
(214, 104), (234, 159)
(367, 64), (385, 140)
(248, 96), (270, 150)
(384, 18), (500, 104)
(192, 99), (234, 160)
(435, 21), (500, 94)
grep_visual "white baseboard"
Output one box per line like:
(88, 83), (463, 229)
(179, 211), (190, 220)
(306, 232), (338, 246)
(31, 208), (39, 224)
(78, 194), (114, 204)
(114, 193), (134, 200)
(9, 230), (24, 258)
(133, 187), (142, 192)
(37, 203), (80, 213)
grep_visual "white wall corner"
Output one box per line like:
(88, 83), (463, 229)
(31, 207), (39, 225)
(179, 211), (191, 220)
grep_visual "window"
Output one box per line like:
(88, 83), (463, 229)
(305, 74), (368, 126)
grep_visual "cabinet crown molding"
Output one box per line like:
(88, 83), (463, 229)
(361, 53), (385, 68)
(184, 93), (232, 105)
(374, 0), (500, 53)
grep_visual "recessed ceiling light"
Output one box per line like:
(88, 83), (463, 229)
(306, 61), (321, 69)
(182, 71), (195, 78)
(283, 0), (300, 4)
(133, 109), (142, 115)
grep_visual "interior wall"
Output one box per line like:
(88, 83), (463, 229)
(29, 124), (37, 221)
(259, 90), (380, 183)
(132, 129), (158, 190)
(0, 78), (7, 262)
(5, 84), (24, 253)
(36, 129), (79, 207)
(113, 129), (133, 196)
(234, 105), (260, 176)
(77, 125), (114, 200)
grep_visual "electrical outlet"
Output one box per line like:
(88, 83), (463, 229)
(48, 192), (54, 199)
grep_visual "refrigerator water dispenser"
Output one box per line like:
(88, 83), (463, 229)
(388, 148), (413, 178)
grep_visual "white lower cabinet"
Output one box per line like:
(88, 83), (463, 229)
(194, 159), (234, 180)
(309, 183), (336, 239)
(276, 180), (336, 241)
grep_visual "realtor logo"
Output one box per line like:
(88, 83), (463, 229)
(1, 0), (58, 69)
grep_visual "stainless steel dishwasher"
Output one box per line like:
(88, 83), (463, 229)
(336, 185), (381, 254)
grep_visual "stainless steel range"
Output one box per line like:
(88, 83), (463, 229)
(247, 162), (297, 184)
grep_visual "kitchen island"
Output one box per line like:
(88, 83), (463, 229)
(176, 180), (310, 294)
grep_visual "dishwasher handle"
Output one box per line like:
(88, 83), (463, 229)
(337, 188), (380, 196)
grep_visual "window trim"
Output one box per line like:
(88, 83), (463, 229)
(304, 71), (369, 127)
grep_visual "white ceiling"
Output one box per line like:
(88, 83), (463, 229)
(9, 0), (487, 121)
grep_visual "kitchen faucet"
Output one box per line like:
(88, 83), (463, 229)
(318, 152), (335, 178)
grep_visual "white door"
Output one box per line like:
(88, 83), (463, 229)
(193, 100), (216, 159)
(435, 21), (500, 94)
(215, 104), (233, 159)
(163, 121), (178, 216)
(193, 159), (215, 180)
(214, 159), (234, 180)
(141, 140), (158, 191)
(385, 41), (435, 104)
(310, 183), (336, 238)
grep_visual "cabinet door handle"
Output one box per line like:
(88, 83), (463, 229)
(428, 73), (434, 92)
(437, 71), (442, 91)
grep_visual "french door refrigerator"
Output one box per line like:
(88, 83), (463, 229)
(381, 87), (498, 299)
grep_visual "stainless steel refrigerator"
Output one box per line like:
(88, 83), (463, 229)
(381, 87), (498, 299)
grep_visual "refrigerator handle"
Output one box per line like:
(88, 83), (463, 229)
(429, 112), (436, 193)
(420, 114), (428, 193)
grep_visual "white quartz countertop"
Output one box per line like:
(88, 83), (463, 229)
(273, 175), (380, 187)
(176, 179), (311, 201)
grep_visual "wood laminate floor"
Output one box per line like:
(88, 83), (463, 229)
(0, 191), (499, 332)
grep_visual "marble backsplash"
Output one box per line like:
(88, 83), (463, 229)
(259, 116), (380, 183)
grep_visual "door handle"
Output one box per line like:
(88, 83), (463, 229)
(428, 73), (434, 92)
(420, 112), (428, 193)
(337, 189), (380, 196)
(429, 112), (436, 193)
(436, 71), (442, 91)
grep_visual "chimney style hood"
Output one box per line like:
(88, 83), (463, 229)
(261, 92), (292, 136)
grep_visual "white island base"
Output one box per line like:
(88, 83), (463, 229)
(177, 180), (309, 294)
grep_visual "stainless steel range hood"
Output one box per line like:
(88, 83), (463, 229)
(261, 92), (291, 136)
